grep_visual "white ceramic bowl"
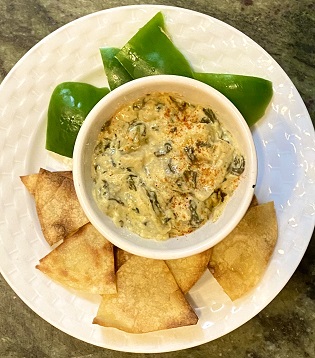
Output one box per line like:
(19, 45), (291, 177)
(73, 75), (257, 260)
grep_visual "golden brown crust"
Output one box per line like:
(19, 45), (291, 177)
(166, 248), (212, 293)
(33, 169), (89, 245)
(36, 222), (116, 294)
(114, 247), (134, 271)
(209, 201), (278, 300)
(115, 247), (212, 294)
(249, 194), (259, 208)
(20, 173), (40, 196)
(93, 255), (198, 333)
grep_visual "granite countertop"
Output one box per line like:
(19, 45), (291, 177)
(0, 1), (314, 357)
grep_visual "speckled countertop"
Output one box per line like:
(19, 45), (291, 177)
(0, 1), (314, 357)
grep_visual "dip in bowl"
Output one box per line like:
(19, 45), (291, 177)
(73, 75), (257, 260)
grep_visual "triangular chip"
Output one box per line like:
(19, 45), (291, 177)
(36, 223), (116, 294)
(249, 194), (259, 208)
(114, 247), (134, 271)
(115, 247), (212, 293)
(209, 201), (278, 300)
(93, 256), (198, 333)
(34, 169), (89, 245)
(20, 173), (40, 196)
(20, 169), (73, 196)
(57, 171), (73, 180)
(166, 249), (212, 293)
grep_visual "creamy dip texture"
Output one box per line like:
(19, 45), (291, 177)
(91, 92), (245, 240)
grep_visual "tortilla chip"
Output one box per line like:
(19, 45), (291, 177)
(93, 256), (198, 333)
(20, 173), (39, 196)
(209, 201), (278, 300)
(20, 169), (73, 197)
(36, 223), (116, 294)
(249, 194), (259, 208)
(34, 169), (89, 245)
(114, 247), (134, 271)
(115, 247), (212, 293)
(166, 249), (212, 293)
(57, 171), (73, 180)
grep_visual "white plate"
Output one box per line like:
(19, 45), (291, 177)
(0, 5), (314, 354)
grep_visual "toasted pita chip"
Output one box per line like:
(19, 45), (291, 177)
(34, 169), (89, 245)
(36, 223), (116, 294)
(166, 249), (212, 293)
(93, 256), (198, 333)
(209, 201), (278, 300)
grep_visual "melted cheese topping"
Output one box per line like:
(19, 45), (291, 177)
(91, 92), (244, 240)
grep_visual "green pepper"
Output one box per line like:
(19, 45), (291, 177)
(100, 47), (132, 90)
(45, 12), (274, 160)
(193, 72), (273, 126)
(115, 12), (194, 79)
(45, 82), (109, 158)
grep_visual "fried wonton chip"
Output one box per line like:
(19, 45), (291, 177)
(209, 201), (278, 300)
(31, 169), (88, 245)
(93, 256), (198, 333)
(36, 223), (116, 294)
(166, 249), (213, 293)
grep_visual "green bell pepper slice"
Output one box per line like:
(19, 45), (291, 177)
(193, 72), (273, 126)
(45, 12), (274, 161)
(100, 47), (132, 90)
(45, 82), (110, 158)
(115, 12), (194, 79)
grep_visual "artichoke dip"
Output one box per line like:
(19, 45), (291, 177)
(91, 92), (245, 240)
